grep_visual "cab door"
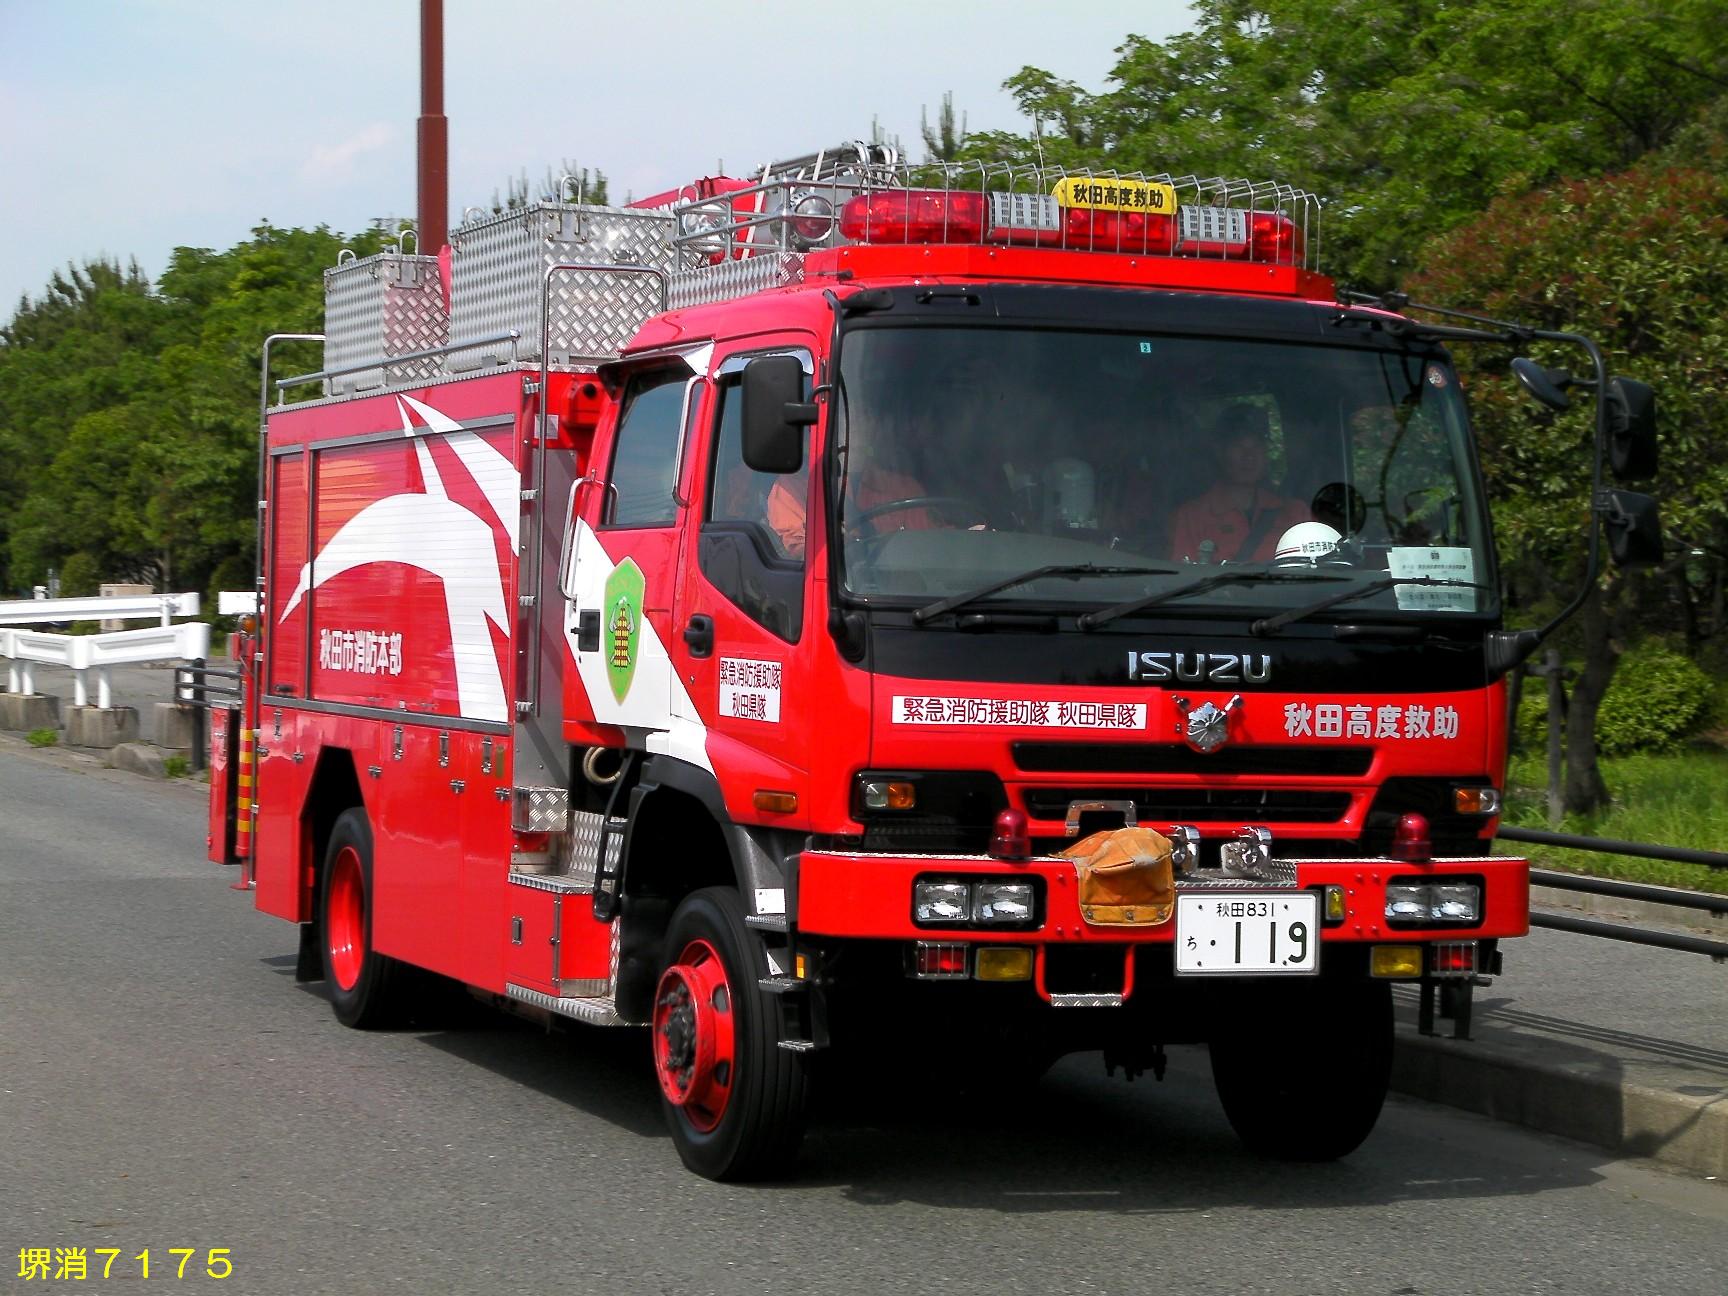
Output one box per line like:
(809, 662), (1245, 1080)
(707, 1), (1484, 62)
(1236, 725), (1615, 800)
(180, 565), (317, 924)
(670, 342), (819, 807)
(563, 348), (711, 768)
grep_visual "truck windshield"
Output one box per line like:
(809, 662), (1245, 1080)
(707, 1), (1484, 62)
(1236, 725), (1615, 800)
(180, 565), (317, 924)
(832, 325), (1497, 624)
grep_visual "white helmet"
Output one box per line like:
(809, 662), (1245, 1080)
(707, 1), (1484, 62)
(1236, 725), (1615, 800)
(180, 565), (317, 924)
(1273, 521), (1343, 564)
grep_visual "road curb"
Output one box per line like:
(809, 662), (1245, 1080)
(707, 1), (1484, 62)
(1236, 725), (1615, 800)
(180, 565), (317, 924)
(1392, 1024), (1727, 1179)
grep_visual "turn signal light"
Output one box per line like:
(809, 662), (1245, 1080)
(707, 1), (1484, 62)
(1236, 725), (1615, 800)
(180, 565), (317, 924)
(753, 790), (798, 814)
(1453, 786), (1503, 816)
(1370, 944), (1424, 979)
(861, 779), (916, 811)
(1323, 884), (1347, 923)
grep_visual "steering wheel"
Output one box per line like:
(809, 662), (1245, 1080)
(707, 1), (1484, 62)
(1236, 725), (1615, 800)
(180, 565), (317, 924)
(847, 495), (991, 533)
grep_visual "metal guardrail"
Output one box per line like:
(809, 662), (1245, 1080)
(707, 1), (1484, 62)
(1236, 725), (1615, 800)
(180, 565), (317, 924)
(0, 592), (200, 626)
(1497, 825), (1728, 961)
(2, 622), (213, 707)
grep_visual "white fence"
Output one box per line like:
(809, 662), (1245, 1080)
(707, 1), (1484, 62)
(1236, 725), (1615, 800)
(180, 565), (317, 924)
(0, 592), (200, 627)
(0, 594), (209, 708)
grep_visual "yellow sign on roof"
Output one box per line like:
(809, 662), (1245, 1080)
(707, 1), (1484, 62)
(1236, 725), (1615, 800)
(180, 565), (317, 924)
(1053, 177), (1177, 214)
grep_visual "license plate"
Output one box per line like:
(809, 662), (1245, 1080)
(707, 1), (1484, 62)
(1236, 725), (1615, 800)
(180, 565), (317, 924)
(1175, 892), (1320, 975)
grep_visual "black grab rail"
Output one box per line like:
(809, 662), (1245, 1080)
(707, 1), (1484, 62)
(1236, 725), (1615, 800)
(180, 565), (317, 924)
(173, 659), (243, 774)
(1495, 825), (1728, 961)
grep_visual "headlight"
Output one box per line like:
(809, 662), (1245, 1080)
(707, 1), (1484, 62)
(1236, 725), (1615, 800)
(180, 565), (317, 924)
(1430, 883), (1481, 922)
(913, 881), (970, 924)
(973, 882), (1034, 924)
(1385, 883), (1431, 922)
(1385, 880), (1482, 924)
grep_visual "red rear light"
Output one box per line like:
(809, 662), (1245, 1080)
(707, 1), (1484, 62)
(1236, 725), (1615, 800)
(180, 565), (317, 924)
(1063, 206), (1175, 253)
(913, 942), (969, 977)
(1250, 211), (1304, 264)
(1390, 813), (1432, 862)
(1431, 941), (1477, 975)
(839, 189), (985, 244)
(989, 808), (1032, 860)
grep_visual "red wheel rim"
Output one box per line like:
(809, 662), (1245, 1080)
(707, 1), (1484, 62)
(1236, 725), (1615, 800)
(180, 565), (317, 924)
(652, 938), (736, 1132)
(326, 845), (365, 992)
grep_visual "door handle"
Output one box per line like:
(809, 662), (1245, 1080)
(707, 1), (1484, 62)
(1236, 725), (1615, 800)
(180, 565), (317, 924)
(683, 614), (714, 658)
(577, 608), (600, 653)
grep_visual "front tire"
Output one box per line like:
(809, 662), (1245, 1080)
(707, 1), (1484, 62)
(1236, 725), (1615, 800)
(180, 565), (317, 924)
(319, 807), (407, 1029)
(1210, 978), (1392, 1161)
(653, 887), (809, 1180)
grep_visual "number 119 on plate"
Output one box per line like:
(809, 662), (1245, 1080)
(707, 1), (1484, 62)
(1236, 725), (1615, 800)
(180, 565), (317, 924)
(1174, 893), (1321, 975)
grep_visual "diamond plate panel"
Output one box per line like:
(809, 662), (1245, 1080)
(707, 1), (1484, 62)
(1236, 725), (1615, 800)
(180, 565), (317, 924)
(566, 811), (626, 888)
(449, 204), (676, 366)
(512, 784), (569, 833)
(322, 252), (448, 393)
(668, 253), (806, 309)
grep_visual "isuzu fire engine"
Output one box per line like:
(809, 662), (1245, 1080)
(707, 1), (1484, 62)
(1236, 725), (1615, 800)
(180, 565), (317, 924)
(211, 143), (1662, 1180)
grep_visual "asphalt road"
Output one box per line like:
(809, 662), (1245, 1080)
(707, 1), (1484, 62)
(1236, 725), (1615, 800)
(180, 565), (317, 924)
(3, 743), (1725, 1296)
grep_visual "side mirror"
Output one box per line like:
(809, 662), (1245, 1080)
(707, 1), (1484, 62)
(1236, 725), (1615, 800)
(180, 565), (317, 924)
(1606, 377), (1658, 481)
(1601, 490), (1664, 569)
(741, 355), (815, 474)
(1510, 356), (1573, 411)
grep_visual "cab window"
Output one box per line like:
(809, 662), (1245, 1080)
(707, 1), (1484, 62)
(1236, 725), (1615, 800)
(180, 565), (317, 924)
(700, 373), (808, 642)
(604, 369), (688, 527)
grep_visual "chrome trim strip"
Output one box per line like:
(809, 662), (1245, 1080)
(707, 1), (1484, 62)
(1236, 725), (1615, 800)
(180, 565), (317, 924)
(268, 413), (515, 456)
(266, 695), (509, 735)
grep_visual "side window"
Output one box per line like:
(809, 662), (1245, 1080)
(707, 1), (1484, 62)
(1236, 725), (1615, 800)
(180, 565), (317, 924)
(700, 373), (808, 642)
(708, 376), (808, 559)
(605, 369), (689, 527)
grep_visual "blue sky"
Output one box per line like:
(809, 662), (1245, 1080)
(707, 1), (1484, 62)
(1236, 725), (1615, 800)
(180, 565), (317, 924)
(0, 0), (1196, 311)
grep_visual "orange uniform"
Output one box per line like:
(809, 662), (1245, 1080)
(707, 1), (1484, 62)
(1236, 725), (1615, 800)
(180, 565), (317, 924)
(1168, 487), (1308, 564)
(767, 467), (935, 558)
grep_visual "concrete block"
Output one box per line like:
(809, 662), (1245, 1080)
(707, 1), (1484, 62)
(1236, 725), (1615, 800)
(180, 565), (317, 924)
(154, 702), (198, 752)
(0, 692), (60, 732)
(105, 741), (167, 779)
(65, 705), (140, 749)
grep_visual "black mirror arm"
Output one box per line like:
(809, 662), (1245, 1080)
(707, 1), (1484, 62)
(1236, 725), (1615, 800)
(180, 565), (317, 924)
(1523, 328), (1611, 647)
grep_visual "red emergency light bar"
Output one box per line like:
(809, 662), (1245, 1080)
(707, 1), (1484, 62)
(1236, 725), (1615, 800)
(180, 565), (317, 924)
(837, 188), (1304, 265)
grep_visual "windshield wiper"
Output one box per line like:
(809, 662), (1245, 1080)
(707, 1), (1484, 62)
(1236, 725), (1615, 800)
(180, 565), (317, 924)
(1075, 566), (1351, 631)
(1249, 576), (1492, 636)
(912, 564), (1176, 625)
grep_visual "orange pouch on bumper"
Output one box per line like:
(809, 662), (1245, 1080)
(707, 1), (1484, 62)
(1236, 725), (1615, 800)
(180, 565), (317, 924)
(1059, 827), (1175, 926)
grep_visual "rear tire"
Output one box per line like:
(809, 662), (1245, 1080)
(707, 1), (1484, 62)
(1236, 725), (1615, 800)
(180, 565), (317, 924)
(319, 807), (407, 1029)
(653, 887), (809, 1180)
(1209, 978), (1392, 1161)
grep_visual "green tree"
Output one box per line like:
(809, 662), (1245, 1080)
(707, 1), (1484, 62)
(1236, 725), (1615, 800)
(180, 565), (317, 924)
(1407, 106), (1728, 811)
(966, 1), (1728, 287)
(0, 224), (379, 596)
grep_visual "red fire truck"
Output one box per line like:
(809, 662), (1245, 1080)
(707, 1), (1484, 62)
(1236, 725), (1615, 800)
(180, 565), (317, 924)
(211, 144), (1661, 1180)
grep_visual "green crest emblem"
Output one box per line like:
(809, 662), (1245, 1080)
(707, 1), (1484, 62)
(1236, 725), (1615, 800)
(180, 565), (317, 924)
(603, 558), (645, 702)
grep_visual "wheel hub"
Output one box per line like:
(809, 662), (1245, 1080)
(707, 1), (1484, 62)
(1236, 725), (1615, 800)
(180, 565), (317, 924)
(651, 938), (736, 1132)
(325, 845), (365, 992)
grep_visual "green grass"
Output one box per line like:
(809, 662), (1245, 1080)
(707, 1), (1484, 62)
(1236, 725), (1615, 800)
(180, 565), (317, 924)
(163, 754), (190, 779)
(1501, 748), (1728, 895)
(25, 727), (58, 748)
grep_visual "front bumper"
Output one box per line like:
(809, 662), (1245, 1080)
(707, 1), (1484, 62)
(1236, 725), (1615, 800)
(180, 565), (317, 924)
(796, 849), (1529, 943)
